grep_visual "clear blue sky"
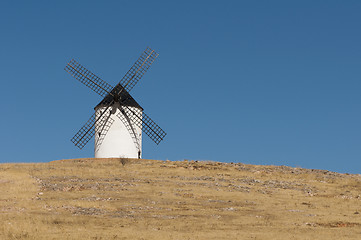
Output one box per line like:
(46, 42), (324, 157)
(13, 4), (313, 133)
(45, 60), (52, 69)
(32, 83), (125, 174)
(1, 1), (361, 173)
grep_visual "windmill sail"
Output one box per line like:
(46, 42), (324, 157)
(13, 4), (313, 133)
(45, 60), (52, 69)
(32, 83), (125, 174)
(122, 105), (166, 145)
(65, 59), (113, 97)
(118, 47), (159, 93)
(71, 107), (113, 149)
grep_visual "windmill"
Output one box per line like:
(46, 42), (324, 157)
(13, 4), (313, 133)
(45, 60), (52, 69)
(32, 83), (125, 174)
(64, 47), (166, 159)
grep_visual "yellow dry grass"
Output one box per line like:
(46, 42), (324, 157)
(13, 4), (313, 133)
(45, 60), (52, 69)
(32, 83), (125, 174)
(0, 158), (361, 239)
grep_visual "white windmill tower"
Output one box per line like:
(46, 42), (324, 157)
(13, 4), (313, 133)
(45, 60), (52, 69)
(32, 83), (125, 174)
(64, 47), (166, 158)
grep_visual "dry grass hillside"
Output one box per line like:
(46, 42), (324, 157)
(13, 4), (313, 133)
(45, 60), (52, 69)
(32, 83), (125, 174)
(1, 158), (361, 239)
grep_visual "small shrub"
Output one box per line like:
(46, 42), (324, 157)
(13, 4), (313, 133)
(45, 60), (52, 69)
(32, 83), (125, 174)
(119, 159), (129, 166)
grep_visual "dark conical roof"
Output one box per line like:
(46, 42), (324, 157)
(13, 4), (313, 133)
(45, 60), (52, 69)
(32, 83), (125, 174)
(94, 83), (143, 110)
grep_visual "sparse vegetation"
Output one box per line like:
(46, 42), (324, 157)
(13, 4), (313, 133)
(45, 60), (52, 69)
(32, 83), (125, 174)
(1, 158), (361, 239)
(119, 158), (130, 166)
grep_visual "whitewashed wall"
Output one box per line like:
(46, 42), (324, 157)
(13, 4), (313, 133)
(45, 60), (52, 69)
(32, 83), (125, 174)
(94, 106), (142, 158)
